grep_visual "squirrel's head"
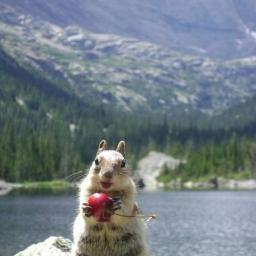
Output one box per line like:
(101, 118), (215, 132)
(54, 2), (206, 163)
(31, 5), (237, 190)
(88, 140), (131, 191)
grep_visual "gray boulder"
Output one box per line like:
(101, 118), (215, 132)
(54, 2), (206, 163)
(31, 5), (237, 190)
(0, 180), (15, 196)
(136, 151), (184, 191)
(14, 237), (72, 256)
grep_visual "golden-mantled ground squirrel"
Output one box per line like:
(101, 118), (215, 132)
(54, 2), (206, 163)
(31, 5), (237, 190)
(72, 140), (149, 256)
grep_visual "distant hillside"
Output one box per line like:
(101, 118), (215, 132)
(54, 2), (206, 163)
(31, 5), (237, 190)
(1, 0), (256, 59)
(1, 1), (256, 183)
(0, 46), (113, 181)
(0, 47), (177, 181)
(0, 4), (256, 117)
(210, 96), (256, 130)
(1, 47), (256, 183)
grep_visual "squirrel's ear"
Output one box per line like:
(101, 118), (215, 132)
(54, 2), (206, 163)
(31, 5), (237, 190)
(97, 139), (107, 154)
(116, 140), (126, 157)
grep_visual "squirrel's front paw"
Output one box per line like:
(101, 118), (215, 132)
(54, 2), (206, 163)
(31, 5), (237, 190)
(109, 196), (122, 213)
(82, 203), (92, 217)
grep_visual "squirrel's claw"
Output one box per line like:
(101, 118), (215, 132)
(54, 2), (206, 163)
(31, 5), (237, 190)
(110, 197), (122, 212)
(82, 203), (92, 217)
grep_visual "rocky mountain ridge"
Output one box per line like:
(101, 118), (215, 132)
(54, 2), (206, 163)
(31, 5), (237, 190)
(1, 0), (256, 59)
(0, 3), (256, 116)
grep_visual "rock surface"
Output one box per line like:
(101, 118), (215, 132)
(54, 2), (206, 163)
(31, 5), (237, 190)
(14, 237), (72, 256)
(136, 151), (184, 191)
(0, 180), (11, 196)
(0, 179), (20, 196)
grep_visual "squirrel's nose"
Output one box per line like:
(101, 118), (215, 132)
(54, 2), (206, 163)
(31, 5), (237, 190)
(103, 170), (113, 179)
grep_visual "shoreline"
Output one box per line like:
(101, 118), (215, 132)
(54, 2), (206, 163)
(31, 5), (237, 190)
(1, 178), (256, 196)
(156, 177), (256, 191)
(0, 180), (77, 196)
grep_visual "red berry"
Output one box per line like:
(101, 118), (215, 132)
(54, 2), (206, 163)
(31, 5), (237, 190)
(87, 193), (113, 222)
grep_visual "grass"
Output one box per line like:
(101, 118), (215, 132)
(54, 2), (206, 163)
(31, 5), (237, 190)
(12, 180), (77, 195)
(226, 170), (252, 180)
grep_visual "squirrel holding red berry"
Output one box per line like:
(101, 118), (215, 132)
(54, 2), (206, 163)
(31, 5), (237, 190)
(72, 140), (149, 256)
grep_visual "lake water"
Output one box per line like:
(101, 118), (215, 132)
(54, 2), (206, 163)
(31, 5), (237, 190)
(1, 192), (256, 256)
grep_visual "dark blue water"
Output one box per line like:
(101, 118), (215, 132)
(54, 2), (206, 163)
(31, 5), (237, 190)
(1, 192), (256, 256)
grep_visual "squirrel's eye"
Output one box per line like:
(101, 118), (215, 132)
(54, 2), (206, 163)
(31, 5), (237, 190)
(121, 159), (126, 168)
(95, 158), (99, 166)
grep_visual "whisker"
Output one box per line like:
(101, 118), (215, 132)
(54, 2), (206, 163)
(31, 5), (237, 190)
(64, 171), (85, 181)
(72, 173), (87, 182)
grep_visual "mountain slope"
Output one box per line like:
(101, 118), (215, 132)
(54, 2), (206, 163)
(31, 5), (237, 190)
(0, 46), (185, 181)
(1, 0), (256, 59)
(0, 46), (113, 181)
(210, 96), (256, 130)
(1, 4), (256, 117)
(1, 45), (256, 183)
